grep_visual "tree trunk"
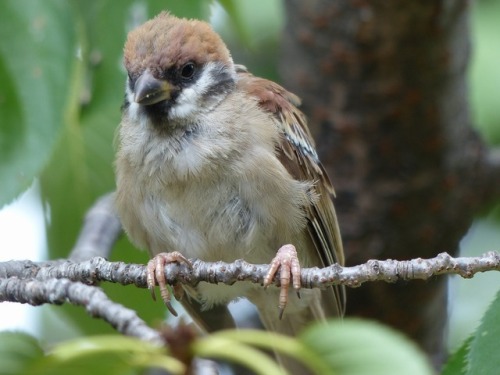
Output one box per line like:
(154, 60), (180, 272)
(281, 0), (494, 366)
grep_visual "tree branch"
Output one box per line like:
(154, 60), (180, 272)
(1, 252), (498, 292)
(0, 277), (163, 344)
(69, 192), (122, 261)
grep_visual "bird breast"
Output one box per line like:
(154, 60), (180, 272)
(115, 91), (315, 265)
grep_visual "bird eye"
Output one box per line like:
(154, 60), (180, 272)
(180, 62), (196, 79)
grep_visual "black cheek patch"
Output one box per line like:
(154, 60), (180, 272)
(204, 68), (235, 98)
(142, 87), (181, 125)
(143, 101), (173, 125)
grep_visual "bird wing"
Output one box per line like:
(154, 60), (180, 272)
(236, 65), (346, 316)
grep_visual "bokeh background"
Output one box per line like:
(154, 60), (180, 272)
(0, 0), (499, 357)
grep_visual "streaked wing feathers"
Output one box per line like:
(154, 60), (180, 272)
(236, 65), (345, 315)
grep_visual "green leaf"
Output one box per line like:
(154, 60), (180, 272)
(30, 335), (184, 375)
(0, 0), (79, 206)
(300, 318), (434, 375)
(0, 331), (44, 375)
(217, 0), (283, 49)
(212, 329), (330, 374)
(466, 289), (500, 375)
(471, 0), (500, 143)
(217, 0), (253, 47)
(442, 336), (471, 375)
(194, 335), (287, 375)
(212, 0), (282, 81)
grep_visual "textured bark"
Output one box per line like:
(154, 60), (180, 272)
(280, 0), (497, 366)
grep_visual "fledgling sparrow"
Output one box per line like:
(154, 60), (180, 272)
(115, 12), (345, 338)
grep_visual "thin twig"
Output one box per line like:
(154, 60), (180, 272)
(69, 192), (122, 261)
(0, 277), (163, 344)
(1, 251), (498, 290)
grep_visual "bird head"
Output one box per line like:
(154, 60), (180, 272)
(123, 12), (236, 126)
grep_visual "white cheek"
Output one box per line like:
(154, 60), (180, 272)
(128, 101), (140, 120)
(126, 84), (134, 102)
(169, 88), (199, 119)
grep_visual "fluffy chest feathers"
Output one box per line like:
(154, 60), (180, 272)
(115, 91), (314, 264)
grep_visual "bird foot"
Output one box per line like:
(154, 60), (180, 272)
(146, 251), (192, 316)
(263, 244), (301, 319)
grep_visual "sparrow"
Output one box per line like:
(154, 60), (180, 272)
(115, 12), (345, 338)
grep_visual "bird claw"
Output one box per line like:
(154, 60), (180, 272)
(146, 251), (192, 317)
(263, 244), (301, 319)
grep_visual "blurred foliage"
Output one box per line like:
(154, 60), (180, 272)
(300, 319), (433, 375)
(449, 219), (500, 349)
(0, 1), (78, 206)
(214, 0), (283, 80)
(0, 331), (45, 375)
(470, 0), (500, 143)
(1, 319), (434, 375)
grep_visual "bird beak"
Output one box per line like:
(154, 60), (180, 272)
(134, 70), (172, 105)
